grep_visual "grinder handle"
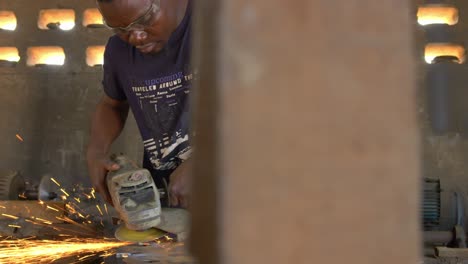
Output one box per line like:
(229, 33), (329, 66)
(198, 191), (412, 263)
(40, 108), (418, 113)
(109, 154), (138, 173)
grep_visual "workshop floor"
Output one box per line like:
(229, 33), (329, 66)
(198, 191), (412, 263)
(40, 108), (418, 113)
(109, 242), (197, 264)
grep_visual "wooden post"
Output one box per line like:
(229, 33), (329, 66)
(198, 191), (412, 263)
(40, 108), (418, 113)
(191, 0), (421, 263)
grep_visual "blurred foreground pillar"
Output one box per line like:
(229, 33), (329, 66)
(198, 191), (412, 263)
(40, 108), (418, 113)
(191, 0), (420, 263)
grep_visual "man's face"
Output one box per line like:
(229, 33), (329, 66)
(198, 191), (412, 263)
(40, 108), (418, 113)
(98, 0), (173, 54)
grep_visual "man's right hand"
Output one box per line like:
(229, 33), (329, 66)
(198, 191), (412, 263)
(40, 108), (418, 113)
(87, 153), (120, 205)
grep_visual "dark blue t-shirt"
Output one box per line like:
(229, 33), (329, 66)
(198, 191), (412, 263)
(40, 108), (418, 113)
(102, 1), (193, 186)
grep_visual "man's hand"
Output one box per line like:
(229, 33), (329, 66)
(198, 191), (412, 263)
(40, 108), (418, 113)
(87, 152), (120, 205)
(168, 158), (192, 208)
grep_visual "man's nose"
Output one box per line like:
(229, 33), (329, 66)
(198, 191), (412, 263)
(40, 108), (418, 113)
(129, 30), (148, 44)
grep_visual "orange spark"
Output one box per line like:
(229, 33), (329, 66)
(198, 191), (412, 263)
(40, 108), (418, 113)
(32, 217), (52, 225)
(60, 188), (69, 197)
(55, 216), (96, 233)
(2, 214), (19, 220)
(96, 205), (103, 216)
(50, 178), (61, 187)
(46, 205), (59, 212)
(78, 254), (94, 260)
(0, 239), (130, 263)
(65, 203), (87, 219)
(15, 134), (23, 142)
(8, 225), (21, 228)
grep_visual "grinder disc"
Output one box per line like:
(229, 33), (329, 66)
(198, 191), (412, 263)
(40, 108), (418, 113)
(115, 225), (166, 243)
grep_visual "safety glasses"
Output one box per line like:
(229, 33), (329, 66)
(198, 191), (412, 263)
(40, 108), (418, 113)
(101, 0), (160, 34)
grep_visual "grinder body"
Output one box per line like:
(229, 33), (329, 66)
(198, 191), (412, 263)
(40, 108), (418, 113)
(107, 155), (161, 231)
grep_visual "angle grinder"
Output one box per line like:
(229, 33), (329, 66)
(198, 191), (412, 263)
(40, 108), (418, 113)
(107, 155), (166, 242)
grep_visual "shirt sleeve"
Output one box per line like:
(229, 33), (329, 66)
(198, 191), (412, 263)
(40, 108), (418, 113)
(102, 38), (127, 101)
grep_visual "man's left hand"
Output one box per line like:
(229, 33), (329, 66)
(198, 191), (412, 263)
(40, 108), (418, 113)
(168, 158), (192, 208)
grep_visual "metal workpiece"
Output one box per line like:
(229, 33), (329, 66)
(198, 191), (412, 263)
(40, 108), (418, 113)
(158, 208), (190, 241)
(424, 231), (453, 244)
(423, 225), (466, 248)
(435, 246), (468, 258)
(21, 175), (59, 201)
(115, 241), (197, 264)
(0, 170), (59, 201)
(439, 186), (464, 231)
(454, 225), (467, 248)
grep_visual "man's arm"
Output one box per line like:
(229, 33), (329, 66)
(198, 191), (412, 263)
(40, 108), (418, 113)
(86, 94), (129, 204)
(168, 157), (193, 208)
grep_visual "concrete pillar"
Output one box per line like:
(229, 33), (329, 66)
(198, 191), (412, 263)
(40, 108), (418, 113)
(191, 1), (420, 263)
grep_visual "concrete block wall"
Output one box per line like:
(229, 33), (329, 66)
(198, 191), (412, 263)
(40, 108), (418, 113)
(414, 0), (468, 228)
(0, 0), (142, 187)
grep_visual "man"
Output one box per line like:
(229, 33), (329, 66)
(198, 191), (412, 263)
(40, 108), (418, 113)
(86, 0), (192, 208)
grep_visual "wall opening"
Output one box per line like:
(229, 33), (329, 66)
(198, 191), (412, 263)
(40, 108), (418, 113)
(27, 46), (65, 66)
(424, 43), (465, 64)
(417, 5), (458, 26)
(83, 8), (104, 28)
(0, 47), (20, 66)
(86, 46), (105, 66)
(0, 11), (17, 31)
(38, 9), (75, 30)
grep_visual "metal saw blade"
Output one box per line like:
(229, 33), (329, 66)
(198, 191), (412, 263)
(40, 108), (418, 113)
(115, 225), (166, 243)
